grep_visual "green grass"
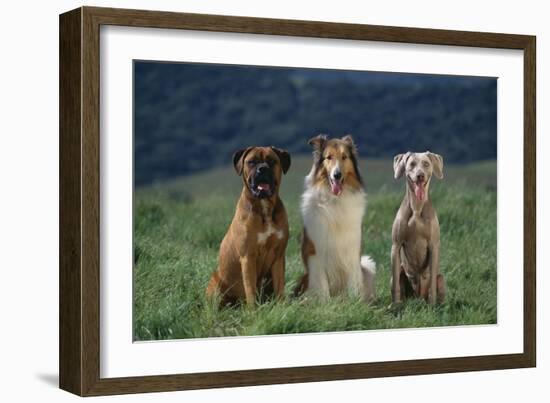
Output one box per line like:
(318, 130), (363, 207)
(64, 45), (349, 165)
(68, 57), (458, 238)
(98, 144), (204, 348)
(133, 156), (497, 341)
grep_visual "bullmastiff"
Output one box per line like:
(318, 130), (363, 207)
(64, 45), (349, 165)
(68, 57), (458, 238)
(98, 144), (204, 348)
(206, 146), (291, 306)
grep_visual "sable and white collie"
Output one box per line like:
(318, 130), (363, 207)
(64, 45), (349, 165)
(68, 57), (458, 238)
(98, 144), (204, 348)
(295, 134), (376, 301)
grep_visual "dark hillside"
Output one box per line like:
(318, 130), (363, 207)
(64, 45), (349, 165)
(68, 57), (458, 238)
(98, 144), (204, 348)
(134, 62), (496, 186)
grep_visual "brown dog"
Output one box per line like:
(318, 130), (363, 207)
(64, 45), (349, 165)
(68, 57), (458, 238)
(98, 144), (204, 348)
(391, 151), (446, 305)
(206, 146), (291, 306)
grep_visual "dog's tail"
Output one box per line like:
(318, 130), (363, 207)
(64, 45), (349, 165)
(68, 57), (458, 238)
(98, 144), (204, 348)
(360, 255), (376, 302)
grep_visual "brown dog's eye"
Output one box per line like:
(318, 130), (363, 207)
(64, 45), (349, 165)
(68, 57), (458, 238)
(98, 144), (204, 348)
(326, 155), (333, 161)
(247, 160), (256, 166)
(342, 155), (348, 161)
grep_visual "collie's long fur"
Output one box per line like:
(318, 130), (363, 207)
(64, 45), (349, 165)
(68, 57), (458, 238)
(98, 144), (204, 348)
(297, 134), (376, 301)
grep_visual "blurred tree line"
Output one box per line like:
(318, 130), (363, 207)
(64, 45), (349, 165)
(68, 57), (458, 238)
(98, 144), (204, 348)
(134, 62), (496, 186)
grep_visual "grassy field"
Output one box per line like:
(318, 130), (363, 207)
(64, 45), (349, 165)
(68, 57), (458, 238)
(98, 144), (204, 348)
(133, 156), (497, 341)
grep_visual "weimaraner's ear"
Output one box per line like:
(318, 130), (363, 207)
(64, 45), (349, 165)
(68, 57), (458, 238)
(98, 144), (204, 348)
(393, 152), (410, 179)
(271, 146), (291, 174)
(232, 146), (253, 176)
(427, 152), (444, 179)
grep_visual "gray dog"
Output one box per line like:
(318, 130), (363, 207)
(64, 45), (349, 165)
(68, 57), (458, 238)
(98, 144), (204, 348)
(391, 151), (446, 305)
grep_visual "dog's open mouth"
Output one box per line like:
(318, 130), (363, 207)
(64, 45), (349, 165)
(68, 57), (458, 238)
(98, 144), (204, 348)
(413, 180), (426, 201)
(329, 178), (344, 196)
(250, 179), (275, 198)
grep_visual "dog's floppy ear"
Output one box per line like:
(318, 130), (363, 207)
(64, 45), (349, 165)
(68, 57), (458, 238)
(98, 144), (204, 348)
(342, 134), (354, 145)
(427, 151), (444, 179)
(308, 134), (327, 166)
(233, 146), (253, 176)
(308, 134), (327, 150)
(271, 147), (291, 174)
(393, 152), (410, 179)
(342, 134), (359, 157)
(342, 134), (363, 184)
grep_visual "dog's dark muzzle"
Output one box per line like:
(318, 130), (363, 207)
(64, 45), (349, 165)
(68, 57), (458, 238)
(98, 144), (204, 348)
(249, 163), (276, 198)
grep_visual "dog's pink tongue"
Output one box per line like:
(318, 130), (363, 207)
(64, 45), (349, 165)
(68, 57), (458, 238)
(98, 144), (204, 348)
(257, 183), (271, 192)
(415, 182), (425, 201)
(331, 181), (343, 196)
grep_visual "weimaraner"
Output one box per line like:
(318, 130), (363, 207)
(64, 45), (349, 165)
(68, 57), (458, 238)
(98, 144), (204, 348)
(391, 151), (446, 305)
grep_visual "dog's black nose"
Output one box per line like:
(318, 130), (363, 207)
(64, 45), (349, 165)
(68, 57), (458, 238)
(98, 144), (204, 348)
(417, 173), (425, 181)
(257, 164), (269, 174)
(333, 170), (342, 180)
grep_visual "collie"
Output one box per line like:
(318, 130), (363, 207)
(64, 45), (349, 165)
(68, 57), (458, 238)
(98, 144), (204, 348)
(295, 134), (376, 301)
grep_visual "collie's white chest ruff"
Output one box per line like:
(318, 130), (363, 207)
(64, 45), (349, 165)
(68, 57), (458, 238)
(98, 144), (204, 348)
(301, 182), (376, 300)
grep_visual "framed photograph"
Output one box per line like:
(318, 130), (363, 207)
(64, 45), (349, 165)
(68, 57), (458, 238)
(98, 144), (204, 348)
(59, 6), (536, 396)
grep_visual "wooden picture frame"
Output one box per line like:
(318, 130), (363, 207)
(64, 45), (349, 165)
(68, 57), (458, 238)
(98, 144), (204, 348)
(59, 6), (536, 396)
